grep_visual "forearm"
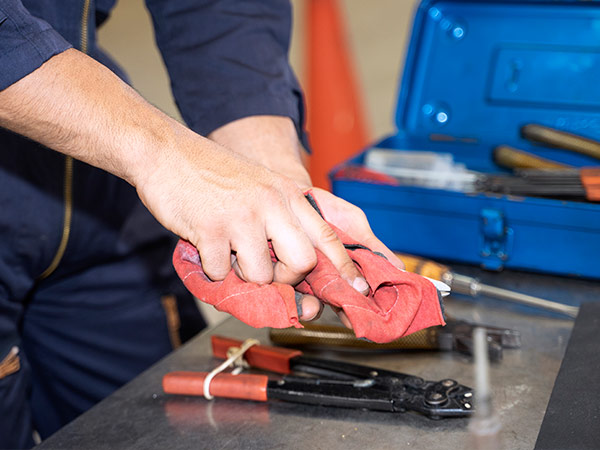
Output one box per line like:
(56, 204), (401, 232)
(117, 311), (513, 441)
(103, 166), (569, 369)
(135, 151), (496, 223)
(209, 115), (312, 189)
(0, 48), (186, 187)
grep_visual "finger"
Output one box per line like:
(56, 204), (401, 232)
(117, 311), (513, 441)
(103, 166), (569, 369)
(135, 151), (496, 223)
(291, 197), (368, 295)
(296, 293), (324, 321)
(267, 214), (317, 285)
(331, 306), (352, 329)
(307, 189), (404, 270)
(231, 234), (274, 285)
(359, 235), (405, 270)
(196, 239), (233, 281)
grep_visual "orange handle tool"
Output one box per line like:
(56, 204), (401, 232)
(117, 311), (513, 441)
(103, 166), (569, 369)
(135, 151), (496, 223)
(395, 253), (450, 282)
(211, 335), (302, 375)
(162, 371), (269, 402)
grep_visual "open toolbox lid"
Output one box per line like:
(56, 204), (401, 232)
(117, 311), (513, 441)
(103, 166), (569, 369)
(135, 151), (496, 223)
(392, 0), (600, 172)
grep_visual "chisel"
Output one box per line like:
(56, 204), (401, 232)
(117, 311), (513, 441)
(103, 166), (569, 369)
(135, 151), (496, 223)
(397, 254), (579, 318)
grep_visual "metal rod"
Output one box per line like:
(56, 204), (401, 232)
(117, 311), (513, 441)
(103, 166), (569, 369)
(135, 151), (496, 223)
(451, 273), (579, 318)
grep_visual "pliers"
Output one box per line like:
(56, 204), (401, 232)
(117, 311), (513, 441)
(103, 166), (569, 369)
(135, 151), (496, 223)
(163, 336), (474, 419)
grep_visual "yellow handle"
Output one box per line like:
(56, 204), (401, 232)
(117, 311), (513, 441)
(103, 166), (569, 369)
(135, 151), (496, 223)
(395, 253), (450, 281)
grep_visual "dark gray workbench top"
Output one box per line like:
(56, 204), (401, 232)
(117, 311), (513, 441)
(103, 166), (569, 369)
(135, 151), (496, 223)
(39, 267), (600, 450)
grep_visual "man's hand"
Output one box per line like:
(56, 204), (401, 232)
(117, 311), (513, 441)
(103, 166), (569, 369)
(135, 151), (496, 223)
(0, 49), (365, 311)
(209, 116), (404, 326)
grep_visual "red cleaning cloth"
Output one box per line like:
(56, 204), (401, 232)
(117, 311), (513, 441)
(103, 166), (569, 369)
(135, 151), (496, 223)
(172, 194), (445, 343)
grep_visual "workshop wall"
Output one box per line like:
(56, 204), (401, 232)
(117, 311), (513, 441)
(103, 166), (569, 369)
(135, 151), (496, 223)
(97, 0), (419, 325)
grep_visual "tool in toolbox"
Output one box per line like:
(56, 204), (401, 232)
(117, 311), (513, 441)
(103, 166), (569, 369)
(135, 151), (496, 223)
(492, 146), (571, 171)
(521, 124), (600, 161)
(163, 336), (475, 419)
(490, 124), (600, 201)
(398, 253), (579, 318)
(481, 168), (600, 202)
(269, 318), (520, 362)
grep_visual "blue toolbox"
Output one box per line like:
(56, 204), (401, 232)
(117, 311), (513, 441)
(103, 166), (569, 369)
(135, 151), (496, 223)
(331, 0), (600, 279)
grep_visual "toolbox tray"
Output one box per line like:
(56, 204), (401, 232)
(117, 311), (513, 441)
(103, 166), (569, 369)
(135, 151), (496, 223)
(331, 0), (600, 279)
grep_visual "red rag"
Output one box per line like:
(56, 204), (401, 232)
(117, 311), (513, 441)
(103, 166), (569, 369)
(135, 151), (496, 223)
(172, 196), (445, 343)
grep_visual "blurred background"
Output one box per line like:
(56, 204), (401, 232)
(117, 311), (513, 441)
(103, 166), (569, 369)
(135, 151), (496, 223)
(98, 0), (420, 325)
(98, 0), (419, 143)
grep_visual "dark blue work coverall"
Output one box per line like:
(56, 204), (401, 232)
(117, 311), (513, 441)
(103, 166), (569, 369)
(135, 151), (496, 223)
(0, 0), (307, 447)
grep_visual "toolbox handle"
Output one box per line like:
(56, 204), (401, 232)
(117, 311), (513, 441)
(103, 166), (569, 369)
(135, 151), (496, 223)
(211, 335), (302, 374)
(163, 371), (268, 401)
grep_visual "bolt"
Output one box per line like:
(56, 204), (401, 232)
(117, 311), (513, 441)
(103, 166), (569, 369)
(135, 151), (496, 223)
(436, 112), (448, 124)
(452, 26), (465, 39)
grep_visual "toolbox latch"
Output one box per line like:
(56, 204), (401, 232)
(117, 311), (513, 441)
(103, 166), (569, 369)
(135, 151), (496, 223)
(480, 209), (513, 270)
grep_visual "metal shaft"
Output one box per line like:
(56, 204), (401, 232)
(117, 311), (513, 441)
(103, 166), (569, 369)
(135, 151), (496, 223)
(451, 273), (579, 318)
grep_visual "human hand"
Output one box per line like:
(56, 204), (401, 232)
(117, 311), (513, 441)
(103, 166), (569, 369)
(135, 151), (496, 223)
(208, 116), (373, 321)
(134, 129), (366, 324)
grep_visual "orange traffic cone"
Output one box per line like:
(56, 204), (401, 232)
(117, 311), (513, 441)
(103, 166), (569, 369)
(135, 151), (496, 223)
(305, 0), (371, 190)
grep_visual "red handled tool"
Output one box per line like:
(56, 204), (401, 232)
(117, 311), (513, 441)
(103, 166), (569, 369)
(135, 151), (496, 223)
(163, 336), (474, 419)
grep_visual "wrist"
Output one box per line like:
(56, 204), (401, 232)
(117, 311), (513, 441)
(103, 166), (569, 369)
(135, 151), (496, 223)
(208, 115), (312, 188)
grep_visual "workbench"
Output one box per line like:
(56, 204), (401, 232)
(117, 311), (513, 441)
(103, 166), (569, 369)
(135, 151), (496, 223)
(38, 266), (599, 450)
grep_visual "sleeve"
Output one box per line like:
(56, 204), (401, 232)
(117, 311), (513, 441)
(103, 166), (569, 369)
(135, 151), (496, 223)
(0, 0), (72, 91)
(144, 0), (309, 149)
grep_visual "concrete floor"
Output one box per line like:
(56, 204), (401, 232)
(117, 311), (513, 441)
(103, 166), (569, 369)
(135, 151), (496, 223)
(97, 0), (420, 325)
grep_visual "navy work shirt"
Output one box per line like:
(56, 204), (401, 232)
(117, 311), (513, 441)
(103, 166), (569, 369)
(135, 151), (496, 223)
(0, 0), (307, 145)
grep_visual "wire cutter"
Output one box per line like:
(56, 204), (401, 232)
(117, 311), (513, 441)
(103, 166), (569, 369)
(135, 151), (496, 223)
(163, 336), (474, 419)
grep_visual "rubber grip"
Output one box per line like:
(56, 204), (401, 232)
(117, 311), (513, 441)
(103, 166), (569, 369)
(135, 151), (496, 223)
(211, 336), (302, 374)
(163, 371), (269, 401)
(395, 253), (449, 281)
(581, 167), (600, 201)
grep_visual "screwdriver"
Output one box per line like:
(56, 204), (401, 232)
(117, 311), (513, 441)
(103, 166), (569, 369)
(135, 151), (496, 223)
(397, 253), (579, 318)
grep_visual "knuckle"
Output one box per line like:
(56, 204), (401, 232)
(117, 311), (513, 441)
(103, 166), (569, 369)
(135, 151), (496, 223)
(339, 258), (359, 277)
(288, 251), (317, 275)
(200, 256), (231, 281)
(246, 270), (273, 285)
(317, 222), (340, 246)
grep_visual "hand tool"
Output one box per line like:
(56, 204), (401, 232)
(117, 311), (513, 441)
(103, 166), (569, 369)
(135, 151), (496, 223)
(521, 124), (600, 161)
(163, 335), (475, 419)
(492, 145), (571, 170)
(397, 253), (579, 318)
(269, 319), (520, 362)
(490, 145), (572, 171)
(480, 168), (600, 202)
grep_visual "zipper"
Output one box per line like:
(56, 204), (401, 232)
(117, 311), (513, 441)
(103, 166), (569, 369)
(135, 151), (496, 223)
(38, 0), (91, 281)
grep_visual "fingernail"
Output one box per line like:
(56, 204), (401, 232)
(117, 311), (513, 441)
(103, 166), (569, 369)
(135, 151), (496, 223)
(352, 277), (369, 294)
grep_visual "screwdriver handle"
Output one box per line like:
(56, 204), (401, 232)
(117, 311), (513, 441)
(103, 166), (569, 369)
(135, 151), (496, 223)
(493, 145), (571, 170)
(396, 253), (450, 282)
(522, 124), (600, 161)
